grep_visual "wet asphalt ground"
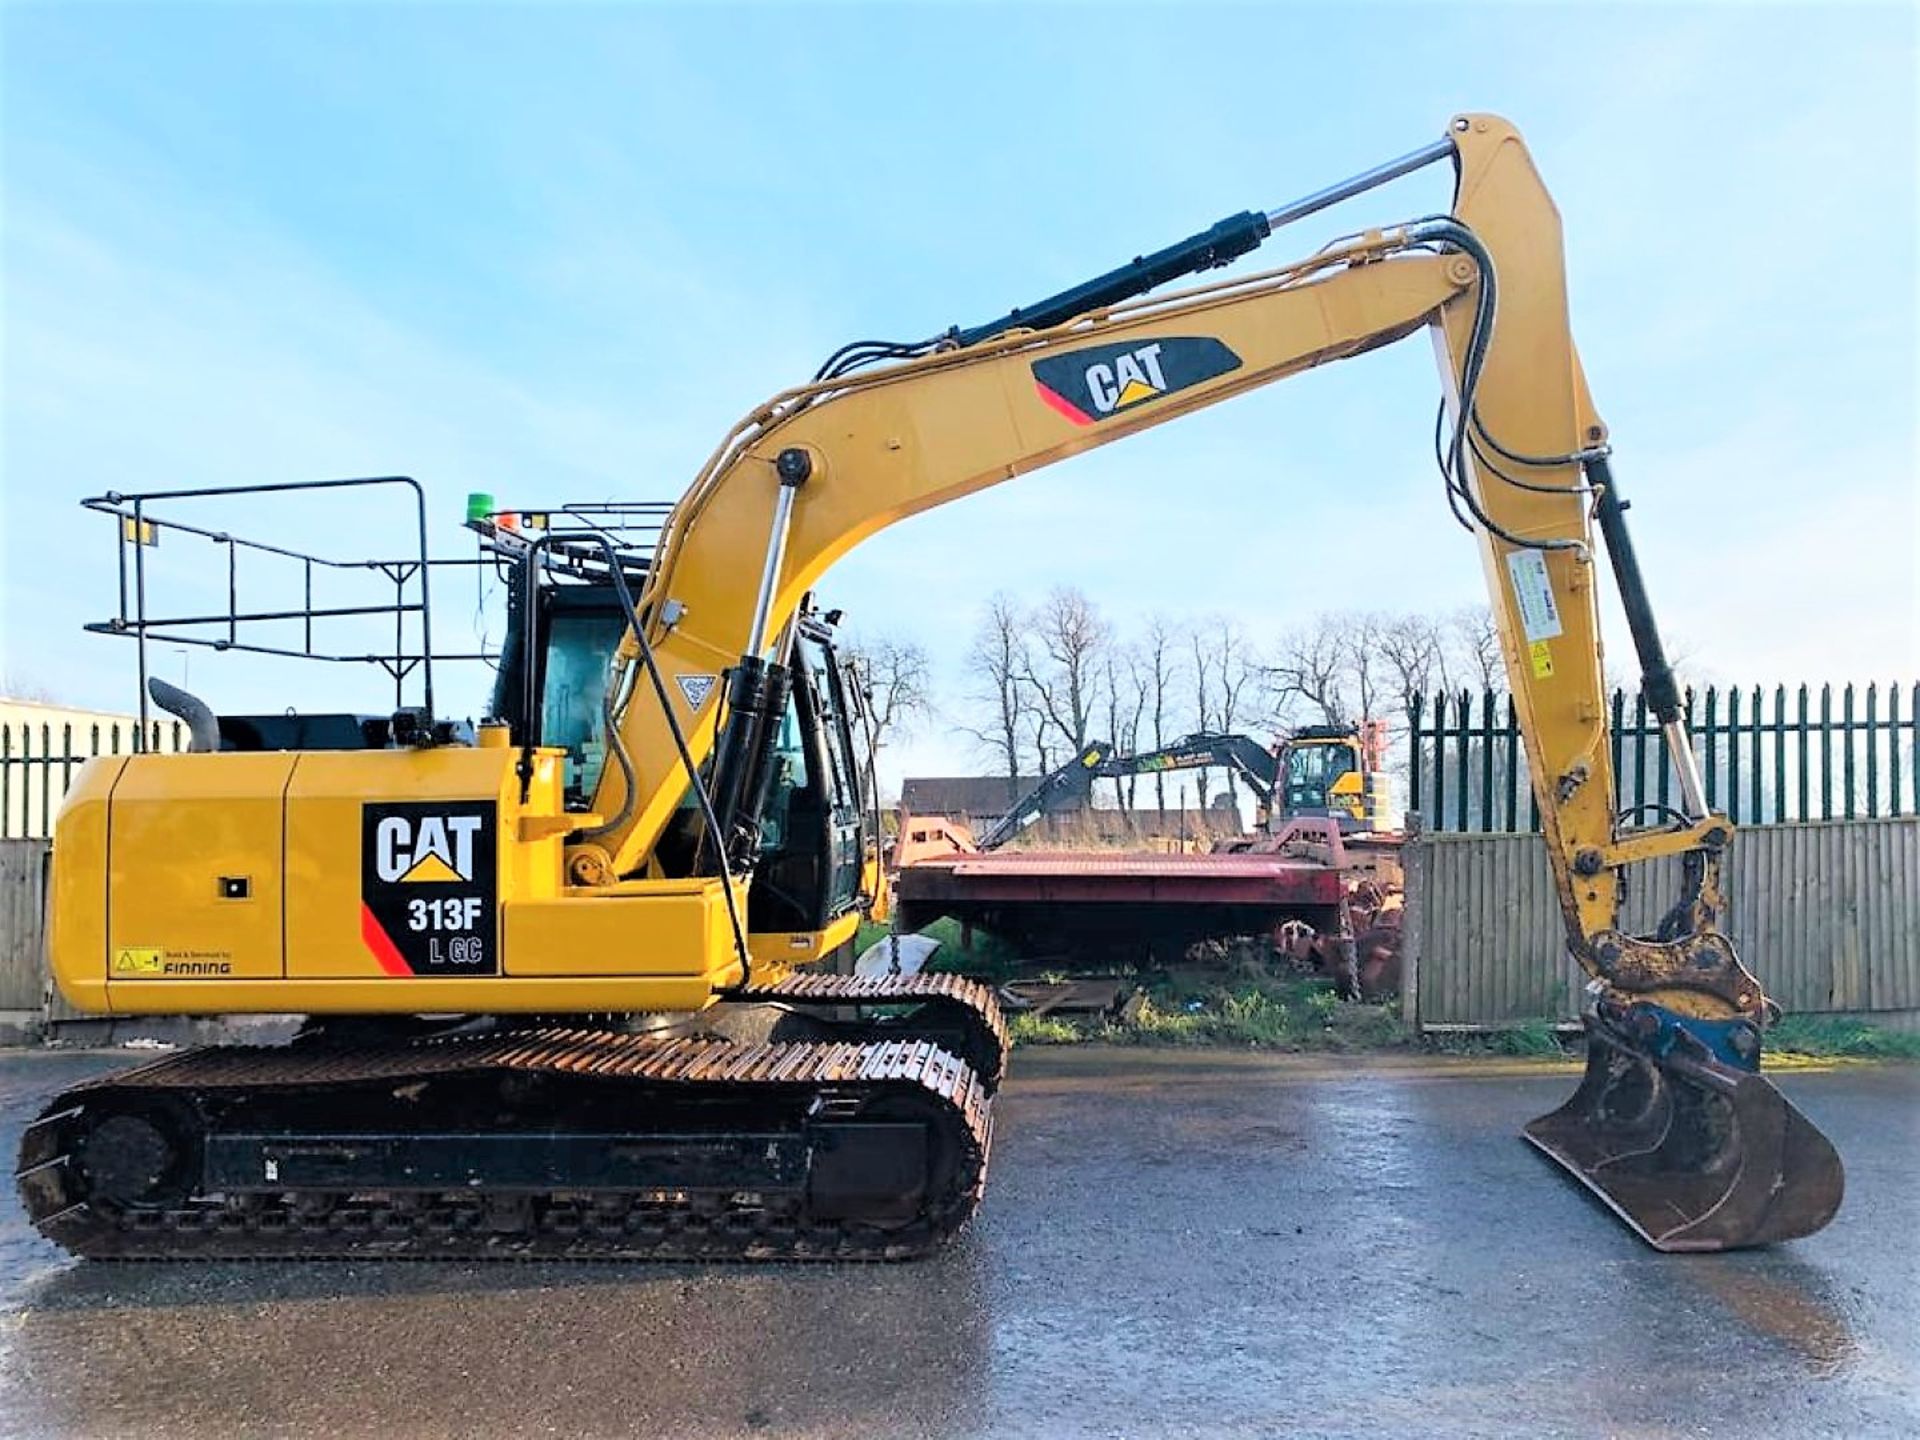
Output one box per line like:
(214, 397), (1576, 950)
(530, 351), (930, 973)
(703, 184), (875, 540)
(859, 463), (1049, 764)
(0, 1046), (1913, 1440)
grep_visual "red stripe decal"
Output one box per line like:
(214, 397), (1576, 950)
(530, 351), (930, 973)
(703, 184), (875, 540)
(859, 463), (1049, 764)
(1035, 382), (1094, 427)
(360, 902), (412, 977)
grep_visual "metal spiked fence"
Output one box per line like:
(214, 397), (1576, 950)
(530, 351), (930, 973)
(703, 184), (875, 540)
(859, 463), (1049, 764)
(1409, 682), (1918, 834)
(1, 719), (187, 840)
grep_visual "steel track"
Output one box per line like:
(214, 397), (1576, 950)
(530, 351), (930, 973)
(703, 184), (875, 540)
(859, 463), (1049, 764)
(18, 974), (1008, 1263)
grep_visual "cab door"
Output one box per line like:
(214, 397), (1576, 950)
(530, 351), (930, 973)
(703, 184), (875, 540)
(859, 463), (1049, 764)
(746, 637), (865, 934)
(803, 641), (865, 919)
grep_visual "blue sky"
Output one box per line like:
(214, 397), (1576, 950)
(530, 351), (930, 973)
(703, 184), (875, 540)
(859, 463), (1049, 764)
(3, 1), (1914, 790)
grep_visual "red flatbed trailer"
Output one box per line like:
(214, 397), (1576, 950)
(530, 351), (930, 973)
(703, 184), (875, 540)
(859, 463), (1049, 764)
(892, 849), (1346, 965)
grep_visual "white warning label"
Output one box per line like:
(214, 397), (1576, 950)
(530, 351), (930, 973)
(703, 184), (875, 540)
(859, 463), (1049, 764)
(674, 673), (718, 709)
(1506, 550), (1564, 644)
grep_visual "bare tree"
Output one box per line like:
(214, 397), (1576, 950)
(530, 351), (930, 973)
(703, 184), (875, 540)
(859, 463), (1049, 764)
(844, 635), (931, 755)
(1021, 586), (1110, 759)
(0, 672), (62, 704)
(959, 594), (1032, 805)
(1101, 647), (1149, 812)
(1209, 618), (1257, 815)
(1212, 619), (1258, 733)
(1266, 613), (1351, 728)
(1448, 605), (1503, 694)
(1188, 625), (1217, 810)
(1024, 706), (1055, 779)
(1140, 616), (1185, 815)
(1186, 616), (1257, 814)
(1331, 611), (1396, 736)
(1376, 613), (1450, 725)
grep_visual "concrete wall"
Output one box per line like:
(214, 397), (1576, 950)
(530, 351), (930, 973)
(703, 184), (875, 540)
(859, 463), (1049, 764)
(1403, 817), (1920, 1030)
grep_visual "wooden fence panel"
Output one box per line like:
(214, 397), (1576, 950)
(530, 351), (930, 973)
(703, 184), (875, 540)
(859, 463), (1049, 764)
(1407, 817), (1920, 1028)
(0, 841), (49, 1011)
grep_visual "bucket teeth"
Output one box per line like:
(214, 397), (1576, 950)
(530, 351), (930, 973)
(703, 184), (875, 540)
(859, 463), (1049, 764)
(1524, 1019), (1844, 1252)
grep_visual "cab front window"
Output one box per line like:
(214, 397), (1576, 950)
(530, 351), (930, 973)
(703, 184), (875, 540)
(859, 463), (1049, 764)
(1283, 742), (1358, 809)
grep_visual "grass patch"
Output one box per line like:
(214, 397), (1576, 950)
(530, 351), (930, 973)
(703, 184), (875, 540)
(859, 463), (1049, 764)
(1423, 1019), (1570, 1058)
(1007, 1012), (1084, 1045)
(866, 923), (1914, 1064)
(1767, 1014), (1920, 1061)
(1123, 968), (1408, 1051)
(1002, 968), (1411, 1052)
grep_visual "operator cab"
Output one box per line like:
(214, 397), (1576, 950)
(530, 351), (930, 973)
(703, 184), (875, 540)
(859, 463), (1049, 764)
(490, 561), (870, 933)
(1279, 731), (1363, 826)
(490, 580), (629, 808)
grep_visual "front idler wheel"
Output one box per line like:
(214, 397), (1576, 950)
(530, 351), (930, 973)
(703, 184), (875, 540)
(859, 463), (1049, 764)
(75, 1103), (198, 1212)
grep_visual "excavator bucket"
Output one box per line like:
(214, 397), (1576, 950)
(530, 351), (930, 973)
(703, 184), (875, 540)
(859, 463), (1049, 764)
(1524, 1021), (1844, 1252)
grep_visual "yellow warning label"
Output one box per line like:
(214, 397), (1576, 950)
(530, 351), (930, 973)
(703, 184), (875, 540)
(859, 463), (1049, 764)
(112, 947), (164, 975)
(1529, 639), (1555, 679)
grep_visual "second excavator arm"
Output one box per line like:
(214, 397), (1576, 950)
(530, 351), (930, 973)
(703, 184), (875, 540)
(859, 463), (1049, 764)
(975, 734), (1285, 851)
(578, 113), (1839, 1249)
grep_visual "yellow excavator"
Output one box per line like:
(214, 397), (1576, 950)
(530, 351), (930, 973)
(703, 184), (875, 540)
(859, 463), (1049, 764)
(969, 724), (1386, 847)
(19, 114), (1842, 1259)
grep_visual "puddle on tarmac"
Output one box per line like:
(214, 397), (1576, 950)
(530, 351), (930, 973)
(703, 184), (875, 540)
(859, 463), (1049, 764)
(1683, 1257), (1859, 1377)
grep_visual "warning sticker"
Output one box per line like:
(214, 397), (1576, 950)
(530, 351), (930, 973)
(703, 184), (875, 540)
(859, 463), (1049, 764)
(675, 673), (718, 709)
(112, 947), (163, 975)
(1529, 640), (1555, 679)
(110, 947), (232, 977)
(1506, 550), (1564, 643)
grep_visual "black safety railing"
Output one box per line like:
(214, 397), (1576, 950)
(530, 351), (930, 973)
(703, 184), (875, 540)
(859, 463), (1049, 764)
(3, 486), (692, 839)
(81, 477), (502, 729)
(1409, 682), (1919, 833)
(467, 500), (673, 586)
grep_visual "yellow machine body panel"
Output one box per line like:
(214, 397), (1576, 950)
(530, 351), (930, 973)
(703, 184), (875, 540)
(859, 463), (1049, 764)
(747, 910), (862, 970)
(1326, 770), (1365, 821)
(108, 753), (297, 985)
(505, 887), (734, 978)
(282, 747), (556, 980)
(48, 744), (758, 1015)
(44, 756), (124, 1015)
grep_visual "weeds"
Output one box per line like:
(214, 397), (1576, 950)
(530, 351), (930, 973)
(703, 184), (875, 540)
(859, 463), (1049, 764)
(1007, 1013), (1084, 1045)
(1425, 1020), (1569, 1058)
(1768, 1015), (1920, 1060)
(865, 922), (1920, 1063)
(1000, 973), (1411, 1052)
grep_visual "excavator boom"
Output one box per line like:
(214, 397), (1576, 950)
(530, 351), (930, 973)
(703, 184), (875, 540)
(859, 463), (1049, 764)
(580, 112), (1842, 1248)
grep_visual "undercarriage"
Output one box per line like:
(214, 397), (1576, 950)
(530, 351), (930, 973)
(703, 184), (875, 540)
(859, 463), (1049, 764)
(18, 974), (1007, 1262)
